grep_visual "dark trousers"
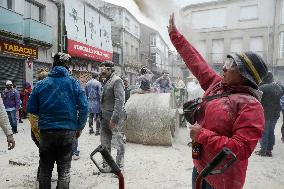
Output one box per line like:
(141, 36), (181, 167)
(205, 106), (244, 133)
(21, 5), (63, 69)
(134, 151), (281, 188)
(192, 167), (214, 189)
(39, 130), (75, 189)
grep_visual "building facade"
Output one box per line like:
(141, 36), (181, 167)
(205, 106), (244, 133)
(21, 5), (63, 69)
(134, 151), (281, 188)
(140, 24), (172, 80)
(182, 0), (274, 75)
(274, 0), (284, 83)
(96, 1), (141, 85)
(0, 0), (58, 90)
(61, 0), (113, 86)
(168, 51), (184, 82)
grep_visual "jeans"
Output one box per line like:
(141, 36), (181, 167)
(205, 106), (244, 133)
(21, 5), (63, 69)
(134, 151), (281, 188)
(72, 139), (80, 156)
(260, 114), (280, 152)
(6, 110), (17, 133)
(192, 167), (214, 189)
(39, 130), (76, 189)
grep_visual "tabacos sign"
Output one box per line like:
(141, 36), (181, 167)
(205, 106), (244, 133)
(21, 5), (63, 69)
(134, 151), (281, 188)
(0, 39), (38, 59)
(67, 39), (112, 62)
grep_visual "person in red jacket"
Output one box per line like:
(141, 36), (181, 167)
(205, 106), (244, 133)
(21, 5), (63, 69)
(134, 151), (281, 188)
(20, 82), (32, 119)
(168, 13), (268, 189)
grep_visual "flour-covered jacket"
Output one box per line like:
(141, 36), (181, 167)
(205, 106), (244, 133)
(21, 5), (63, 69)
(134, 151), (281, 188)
(85, 78), (102, 114)
(27, 66), (88, 131)
(2, 88), (20, 110)
(259, 82), (284, 118)
(0, 97), (12, 136)
(170, 28), (265, 189)
(101, 73), (125, 124)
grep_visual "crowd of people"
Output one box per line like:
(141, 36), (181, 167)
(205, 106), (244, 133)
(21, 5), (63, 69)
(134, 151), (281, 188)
(0, 14), (284, 189)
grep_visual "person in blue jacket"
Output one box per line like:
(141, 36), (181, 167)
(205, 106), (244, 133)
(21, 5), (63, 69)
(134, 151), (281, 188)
(27, 52), (88, 189)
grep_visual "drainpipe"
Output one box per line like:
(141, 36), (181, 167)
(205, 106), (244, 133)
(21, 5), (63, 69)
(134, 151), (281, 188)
(47, 0), (62, 53)
(271, 0), (277, 74)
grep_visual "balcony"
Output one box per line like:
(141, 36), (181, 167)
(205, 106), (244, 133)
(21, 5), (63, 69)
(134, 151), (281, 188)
(0, 6), (24, 38)
(24, 18), (53, 46)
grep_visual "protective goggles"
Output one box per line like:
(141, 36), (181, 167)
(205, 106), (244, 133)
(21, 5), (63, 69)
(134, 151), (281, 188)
(223, 58), (237, 69)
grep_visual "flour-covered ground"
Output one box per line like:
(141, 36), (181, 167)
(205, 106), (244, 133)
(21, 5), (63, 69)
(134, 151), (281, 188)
(0, 113), (284, 189)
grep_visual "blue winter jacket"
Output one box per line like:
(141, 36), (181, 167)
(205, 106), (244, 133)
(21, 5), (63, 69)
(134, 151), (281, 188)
(27, 66), (88, 131)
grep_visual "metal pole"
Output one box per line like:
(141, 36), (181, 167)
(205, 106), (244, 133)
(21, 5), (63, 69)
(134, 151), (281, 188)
(271, 0), (277, 74)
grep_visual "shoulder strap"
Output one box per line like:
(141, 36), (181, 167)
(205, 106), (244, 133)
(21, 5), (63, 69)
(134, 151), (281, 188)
(202, 91), (230, 102)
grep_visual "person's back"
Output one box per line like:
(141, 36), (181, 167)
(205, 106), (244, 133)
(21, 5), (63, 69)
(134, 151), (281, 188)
(139, 75), (151, 91)
(137, 67), (153, 91)
(27, 53), (88, 189)
(85, 75), (102, 135)
(86, 78), (101, 101)
(259, 76), (284, 118)
(30, 66), (87, 130)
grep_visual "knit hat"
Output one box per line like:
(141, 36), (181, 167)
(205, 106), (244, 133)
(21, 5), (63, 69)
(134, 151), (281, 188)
(227, 51), (268, 89)
(6, 80), (12, 85)
(53, 52), (71, 69)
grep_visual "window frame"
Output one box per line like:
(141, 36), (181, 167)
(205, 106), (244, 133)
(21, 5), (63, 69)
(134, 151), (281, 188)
(239, 4), (258, 21)
(24, 0), (45, 23)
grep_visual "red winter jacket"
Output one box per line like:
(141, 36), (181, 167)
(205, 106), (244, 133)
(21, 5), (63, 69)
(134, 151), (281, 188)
(170, 28), (265, 189)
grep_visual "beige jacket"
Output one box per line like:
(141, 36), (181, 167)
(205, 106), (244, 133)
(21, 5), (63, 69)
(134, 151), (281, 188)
(0, 98), (12, 136)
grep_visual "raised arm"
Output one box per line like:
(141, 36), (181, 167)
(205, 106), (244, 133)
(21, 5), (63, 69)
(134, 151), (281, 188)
(168, 13), (221, 91)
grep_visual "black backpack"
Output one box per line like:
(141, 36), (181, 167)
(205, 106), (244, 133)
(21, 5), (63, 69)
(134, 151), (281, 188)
(183, 91), (230, 124)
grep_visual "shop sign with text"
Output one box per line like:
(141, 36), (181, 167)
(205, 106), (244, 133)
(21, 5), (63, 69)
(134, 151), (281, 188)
(0, 40), (38, 59)
(67, 39), (112, 62)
